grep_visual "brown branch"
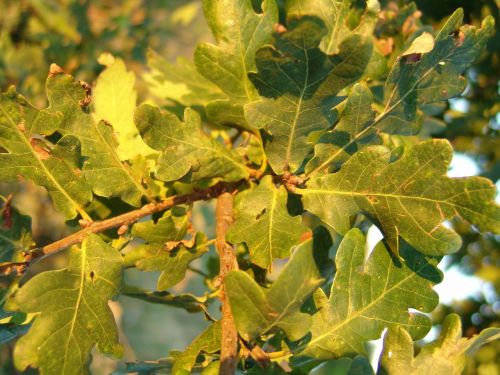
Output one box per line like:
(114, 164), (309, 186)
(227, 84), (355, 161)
(0, 181), (242, 275)
(216, 192), (239, 375)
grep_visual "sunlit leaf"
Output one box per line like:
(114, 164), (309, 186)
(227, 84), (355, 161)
(145, 50), (225, 107)
(0, 87), (92, 219)
(300, 140), (500, 256)
(227, 176), (308, 268)
(47, 71), (156, 206)
(195, 0), (278, 128)
(14, 234), (123, 375)
(380, 314), (500, 375)
(171, 321), (221, 375)
(135, 104), (249, 183)
(93, 55), (156, 161)
(303, 229), (441, 358)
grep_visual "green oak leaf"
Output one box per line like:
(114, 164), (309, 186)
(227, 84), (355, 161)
(299, 140), (500, 257)
(377, 10), (494, 134)
(130, 207), (189, 245)
(227, 175), (308, 268)
(93, 55), (156, 161)
(0, 87), (92, 220)
(145, 50), (225, 107)
(0, 201), (33, 262)
(46, 70), (155, 207)
(134, 104), (249, 183)
(303, 229), (441, 358)
(379, 314), (500, 375)
(225, 239), (323, 341)
(305, 83), (378, 174)
(13, 234), (123, 375)
(125, 233), (208, 291)
(245, 17), (373, 173)
(171, 321), (221, 375)
(195, 0), (278, 128)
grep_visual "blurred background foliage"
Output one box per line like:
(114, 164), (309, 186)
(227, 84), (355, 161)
(0, 0), (499, 374)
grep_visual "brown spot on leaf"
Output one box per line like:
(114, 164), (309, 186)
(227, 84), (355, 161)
(1, 195), (13, 229)
(78, 80), (92, 109)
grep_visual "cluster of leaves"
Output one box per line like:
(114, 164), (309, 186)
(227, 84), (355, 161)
(0, 0), (499, 374)
(0, 0), (204, 106)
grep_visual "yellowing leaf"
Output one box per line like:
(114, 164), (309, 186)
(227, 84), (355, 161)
(13, 234), (123, 375)
(380, 314), (500, 375)
(47, 71), (156, 206)
(145, 50), (225, 107)
(93, 56), (156, 161)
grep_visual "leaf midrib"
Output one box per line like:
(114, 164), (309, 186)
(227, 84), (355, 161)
(307, 262), (424, 349)
(307, 46), (457, 177)
(0, 103), (89, 220)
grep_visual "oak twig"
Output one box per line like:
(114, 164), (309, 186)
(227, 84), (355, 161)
(216, 192), (239, 375)
(0, 181), (241, 275)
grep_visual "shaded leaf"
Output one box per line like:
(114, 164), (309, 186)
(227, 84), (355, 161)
(305, 83), (378, 174)
(300, 140), (500, 256)
(125, 232), (209, 291)
(309, 355), (374, 375)
(0, 200), (33, 262)
(135, 104), (249, 183)
(171, 321), (221, 375)
(0, 322), (29, 345)
(121, 288), (207, 313)
(93, 55), (156, 161)
(47, 71), (155, 206)
(377, 10), (494, 134)
(303, 229), (441, 358)
(195, 0), (278, 128)
(245, 17), (373, 173)
(14, 234), (123, 375)
(286, 0), (380, 54)
(379, 314), (500, 375)
(130, 208), (189, 245)
(227, 176), (308, 268)
(225, 239), (323, 341)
